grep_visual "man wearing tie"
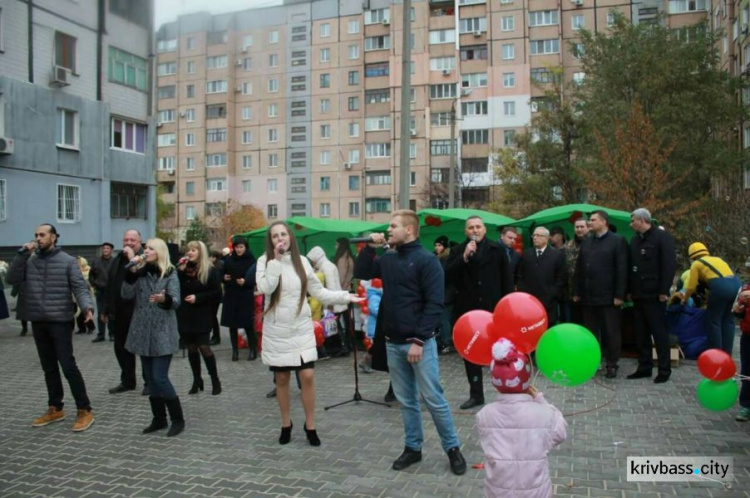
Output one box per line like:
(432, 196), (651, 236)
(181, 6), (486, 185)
(498, 226), (521, 280)
(516, 227), (566, 326)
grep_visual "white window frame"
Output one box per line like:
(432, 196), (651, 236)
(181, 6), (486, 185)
(503, 101), (516, 117)
(268, 103), (279, 118)
(430, 57), (456, 71)
(56, 108), (79, 149)
(268, 128), (279, 143)
(242, 180), (252, 192)
(268, 78), (279, 93)
(461, 73), (488, 88)
(320, 151), (331, 165)
(206, 55), (228, 69)
(242, 82), (252, 95)
(242, 155), (252, 169)
(56, 183), (81, 222)
(185, 108), (195, 122)
(186, 61), (195, 74)
(530, 39), (560, 55)
(321, 124), (331, 139)
(320, 23), (331, 38)
(429, 29), (456, 45)
(185, 133), (195, 146)
(320, 48), (330, 63)
(571, 15), (585, 30)
(503, 72), (515, 88)
(269, 30), (279, 44)
(157, 62), (177, 76)
(320, 98), (331, 113)
(501, 16), (515, 32)
(268, 178), (278, 192)
(242, 131), (253, 144)
(348, 149), (360, 164)
(502, 44), (515, 60)
(206, 153), (227, 167)
(349, 122), (360, 137)
(186, 206), (196, 220)
(267, 204), (278, 218)
(186, 157), (195, 171)
(158, 156), (175, 171)
(269, 54), (279, 68)
(157, 133), (176, 147)
(348, 20), (360, 34)
(269, 153), (278, 167)
(320, 202), (331, 218)
(242, 34), (253, 50)
(528, 11), (559, 27)
(242, 106), (252, 120)
(206, 80), (228, 94)
(349, 44), (360, 59)
(206, 178), (227, 191)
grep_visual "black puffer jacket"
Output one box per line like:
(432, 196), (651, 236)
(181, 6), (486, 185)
(7, 246), (93, 322)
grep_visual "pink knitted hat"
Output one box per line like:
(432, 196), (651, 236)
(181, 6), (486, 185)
(490, 338), (532, 394)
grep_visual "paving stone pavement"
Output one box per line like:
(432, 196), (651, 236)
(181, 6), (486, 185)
(1, 295), (749, 497)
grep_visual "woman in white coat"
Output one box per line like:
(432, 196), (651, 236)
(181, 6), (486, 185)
(257, 222), (363, 446)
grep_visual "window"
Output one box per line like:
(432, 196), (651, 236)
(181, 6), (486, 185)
(268, 179), (278, 192)
(502, 44), (515, 60)
(0, 179), (5, 221)
(530, 39), (559, 55)
(269, 30), (279, 44)
(242, 131), (253, 144)
(319, 151), (331, 166)
(430, 57), (456, 71)
(365, 116), (391, 131)
(571, 15), (585, 30)
(56, 109), (78, 148)
(431, 168), (448, 183)
(365, 36), (390, 51)
(157, 39), (177, 53)
(186, 84), (195, 98)
(349, 149), (360, 164)
(206, 128), (227, 143)
(269, 153), (278, 167)
(242, 106), (252, 120)
(187, 61), (195, 74)
(55, 32), (77, 71)
(207, 178), (227, 191)
(349, 176), (360, 190)
(242, 180), (252, 192)
(206, 153), (227, 167)
(320, 73), (331, 88)
(431, 112), (452, 126)
(320, 203), (331, 218)
(182, 108), (193, 122)
(242, 155), (252, 169)
(267, 204), (278, 218)
(349, 45), (360, 59)
(269, 54), (279, 68)
(365, 89), (390, 104)
(365, 198), (391, 214)
(109, 47), (148, 90)
(185, 133), (195, 146)
(410, 143), (417, 159)
(320, 23), (331, 37)
(321, 125), (331, 139)
(503, 130), (516, 147)
(572, 43), (585, 59)
(185, 181), (195, 195)
(242, 34), (253, 49)
(462, 129), (488, 144)
(429, 29), (455, 44)
(365, 62), (389, 78)
(348, 96), (360, 111)
(459, 18), (487, 34)
(206, 104), (227, 119)
(57, 184), (81, 222)
(186, 206), (196, 220)
(573, 72), (585, 85)
(111, 117), (146, 153)
(206, 55), (228, 69)
(503, 72), (515, 88)
(207, 31), (227, 45)
(503, 101), (516, 117)
(320, 176), (331, 191)
(186, 37), (195, 50)
(462, 158), (488, 173)
(365, 8), (389, 25)
(430, 84), (457, 99)
(349, 71), (360, 85)
(348, 19), (360, 34)
(186, 157), (195, 170)
(531, 68), (557, 84)
(668, 0), (707, 14)
(206, 80), (227, 94)
(239, 82), (251, 95)
(268, 78), (279, 92)
(349, 202), (360, 217)
(320, 48), (330, 63)
(410, 171), (417, 187)
(349, 122), (360, 137)
(320, 98), (331, 113)
(461, 45), (488, 61)
(366, 171), (392, 185)
(607, 12), (615, 27)
(430, 139), (455, 155)
(159, 156), (175, 171)
(157, 62), (176, 76)
(501, 16), (515, 31)
(268, 129), (279, 142)
(111, 185), (149, 224)
(461, 73), (487, 88)
(365, 143), (391, 158)
(528, 10), (559, 27)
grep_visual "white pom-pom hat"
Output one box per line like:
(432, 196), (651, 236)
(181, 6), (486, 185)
(489, 338), (532, 394)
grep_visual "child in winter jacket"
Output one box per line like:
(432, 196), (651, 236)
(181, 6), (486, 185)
(476, 339), (567, 498)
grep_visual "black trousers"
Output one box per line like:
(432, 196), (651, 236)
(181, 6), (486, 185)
(32, 321), (91, 410)
(464, 359), (484, 401)
(112, 316), (138, 388)
(583, 305), (622, 367)
(633, 298), (671, 374)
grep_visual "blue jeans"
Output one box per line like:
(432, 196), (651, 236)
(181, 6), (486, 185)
(386, 338), (460, 452)
(706, 276), (741, 356)
(141, 355), (177, 399)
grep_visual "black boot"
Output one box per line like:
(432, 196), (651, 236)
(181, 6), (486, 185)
(187, 352), (203, 395)
(247, 347), (257, 361)
(143, 397), (168, 434)
(165, 397), (185, 437)
(229, 328), (239, 361)
(203, 354), (222, 395)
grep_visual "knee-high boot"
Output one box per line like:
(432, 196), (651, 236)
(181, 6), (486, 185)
(165, 397), (185, 437)
(229, 328), (239, 361)
(187, 352), (203, 394)
(203, 354), (222, 395)
(246, 326), (258, 361)
(142, 397), (168, 434)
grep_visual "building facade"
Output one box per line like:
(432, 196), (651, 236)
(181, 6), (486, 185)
(0, 0), (155, 258)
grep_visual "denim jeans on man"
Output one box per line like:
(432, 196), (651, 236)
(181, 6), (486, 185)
(141, 355), (177, 399)
(706, 275), (741, 356)
(386, 338), (460, 452)
(32, 320), (91, 410)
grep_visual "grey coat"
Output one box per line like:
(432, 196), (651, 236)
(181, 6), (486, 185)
(122, 265), (180, 357)
(7, 246), (93, 322)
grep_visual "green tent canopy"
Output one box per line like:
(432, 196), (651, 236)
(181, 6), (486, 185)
(513, 204), (637, 243)
(417, 208), (516, 247)
(236, 217), (387, 259)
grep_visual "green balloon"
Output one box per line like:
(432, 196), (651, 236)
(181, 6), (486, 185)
(536, 324), (601, 387)
(696, 379), (739, 412)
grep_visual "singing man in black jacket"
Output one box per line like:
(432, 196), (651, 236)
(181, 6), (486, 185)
(445, 216), (513, 410)
(516, 227), (566, 325)
(574, 210), (628, 378)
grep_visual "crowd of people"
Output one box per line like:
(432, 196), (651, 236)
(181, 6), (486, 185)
(3, 206), (749, 496)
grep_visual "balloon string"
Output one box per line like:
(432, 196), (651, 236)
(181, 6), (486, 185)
(562, 378), (617, 417)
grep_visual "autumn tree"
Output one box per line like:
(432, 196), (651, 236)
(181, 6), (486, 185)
(211, 199), (266, 247)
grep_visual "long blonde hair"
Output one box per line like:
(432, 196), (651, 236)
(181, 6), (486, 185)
(186, 240), (211, 284)
(146, 238), (174, 278)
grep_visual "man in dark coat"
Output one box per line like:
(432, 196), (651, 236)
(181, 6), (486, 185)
(498, 226), (521, 279)
(516, 227), (566, 325)
(627, 208), (677, 384)
(574, 210), (628, 378)
(90, 242), (115, 343)
(445, 216), (513, 410)
(104, 229), (146, 394)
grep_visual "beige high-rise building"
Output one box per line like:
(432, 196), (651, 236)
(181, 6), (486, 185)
(155, 0), (737, 240)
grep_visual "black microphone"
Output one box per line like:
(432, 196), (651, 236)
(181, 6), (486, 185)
(468, 235), (478, 257)
(124, 255), (143, 269)
(17, 246), (30, 254)
(349, 237), (375, 244)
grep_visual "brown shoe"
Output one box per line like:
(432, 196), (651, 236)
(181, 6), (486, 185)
(72, 409), (94, 432)
(32, 406), (66, 427)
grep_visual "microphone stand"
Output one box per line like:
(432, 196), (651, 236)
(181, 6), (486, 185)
(324, 291), (391, 411)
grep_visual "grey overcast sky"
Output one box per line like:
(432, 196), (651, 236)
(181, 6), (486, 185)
(155, 0), (282, 29)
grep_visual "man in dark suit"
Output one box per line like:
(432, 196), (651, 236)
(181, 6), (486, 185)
(446, 216), (514, 410)
(574, 210), (628, 378)
(516, 227), (566, 325)
(498, 226), (521, 279)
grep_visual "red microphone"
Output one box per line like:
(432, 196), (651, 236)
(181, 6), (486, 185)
(178, 257), (188, 265)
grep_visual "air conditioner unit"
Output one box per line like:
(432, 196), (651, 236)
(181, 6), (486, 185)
(179, 111), (186, 118)
(410, 129), (417, 136)
(241, 47), (249, 53)
(50, 66), (70, 87)
(167, 169), (175, 176)
(442, 69), (451, 76)
(382, 18), (390, 26)
(344, 162), (352, 170)
(156, 122), (163, 128)
(571, 0), (583, 6)
(473, 30), (482, 37)
(0, 137), (14, 155)
(235, 59), (243, 66)
(235, 85), (243, 93)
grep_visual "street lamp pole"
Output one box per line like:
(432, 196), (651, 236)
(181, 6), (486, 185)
(448, 101), (457, 208)
(398, 0), (412, 210)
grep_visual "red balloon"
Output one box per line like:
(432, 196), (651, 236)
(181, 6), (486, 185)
(371, 278), (383, 289)
(493, 292), (548, 354)
(698, 349), (736, 381)
(237, 332), (247, 349)
(453, 310), (497, 366)
(357, 284), (366, 297)
(314, 321), (325, 347)
(363, 337), (373, 351)
(360, 304), (369, 315)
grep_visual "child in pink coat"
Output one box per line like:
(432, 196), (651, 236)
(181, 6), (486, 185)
(476, 339), (567, 498)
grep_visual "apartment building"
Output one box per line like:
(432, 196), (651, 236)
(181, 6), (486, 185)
(0, 0), (156, 257)
(154, 0), (727, 234)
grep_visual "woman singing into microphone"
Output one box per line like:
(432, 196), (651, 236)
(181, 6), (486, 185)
(256, 222), (363, 446)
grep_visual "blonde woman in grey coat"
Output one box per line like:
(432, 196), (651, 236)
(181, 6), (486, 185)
(123, 238), (184, 437)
